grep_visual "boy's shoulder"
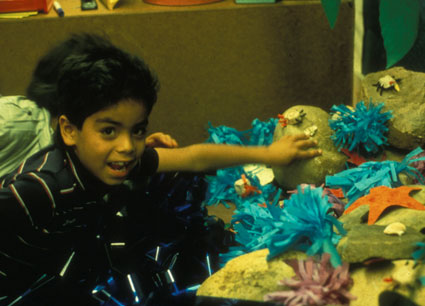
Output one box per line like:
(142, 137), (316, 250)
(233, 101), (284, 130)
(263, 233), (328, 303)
(18, 145), (67, 174)
(0, 145), (72, 189)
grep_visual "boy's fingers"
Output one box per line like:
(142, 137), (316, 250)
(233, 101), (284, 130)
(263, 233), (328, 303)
(291, 133), (310, 140)
(296, 138), (318, 148)
(297, 149), (322, 158)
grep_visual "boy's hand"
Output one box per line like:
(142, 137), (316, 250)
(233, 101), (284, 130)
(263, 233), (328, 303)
(145, 132), (178, 148)
(267, 133), (322, 165)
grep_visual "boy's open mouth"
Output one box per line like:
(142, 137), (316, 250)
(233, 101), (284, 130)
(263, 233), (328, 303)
(107, 161), (132, 173)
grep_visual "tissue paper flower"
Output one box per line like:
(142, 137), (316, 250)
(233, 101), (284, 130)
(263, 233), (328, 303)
(206, 118), (277, 146)
(205, 167), (278, 209)
(287, 184), (346, 217)
(224, 186), (345, 268)
(329, 101), (392, 155)
(204, 118), (278, 208)
(264, 253), (356, 306)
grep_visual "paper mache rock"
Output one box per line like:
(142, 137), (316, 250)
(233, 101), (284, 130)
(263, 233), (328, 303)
(197, 248), (425, 306)
(337, 185), (425, 263)
(360, 66), (425, 150)
(272, 105), (347, 190)
(196, 249), (305, 301)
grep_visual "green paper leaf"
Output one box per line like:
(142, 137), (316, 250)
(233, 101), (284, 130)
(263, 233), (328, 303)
(321, 0), (341, 29)
(380, 0), (420, 68)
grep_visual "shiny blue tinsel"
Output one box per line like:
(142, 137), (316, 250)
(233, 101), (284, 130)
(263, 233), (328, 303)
(326, 147), (425, 206)
(329, 101), (392, 154)
(221, 186), (346, 268)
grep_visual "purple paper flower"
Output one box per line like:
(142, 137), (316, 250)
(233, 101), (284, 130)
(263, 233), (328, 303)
(409, 151), (425, 184)
(264, 253), (356, 306)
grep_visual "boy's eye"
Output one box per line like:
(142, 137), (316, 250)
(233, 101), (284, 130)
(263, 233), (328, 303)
(133, 127), (147, 137)
(101, 127), (116, 136)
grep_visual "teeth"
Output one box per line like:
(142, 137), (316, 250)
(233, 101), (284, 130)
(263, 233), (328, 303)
(112, 162), (126, 166)
(109, 161), (130, 171)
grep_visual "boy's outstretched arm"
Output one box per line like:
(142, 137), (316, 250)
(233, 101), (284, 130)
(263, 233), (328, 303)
(155, 133), (321, 172)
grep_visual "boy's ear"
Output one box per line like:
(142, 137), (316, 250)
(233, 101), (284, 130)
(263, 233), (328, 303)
(59, 115), (78, 146)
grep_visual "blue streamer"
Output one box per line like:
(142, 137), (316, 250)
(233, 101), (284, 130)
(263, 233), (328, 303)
(326, 147), (425, 206)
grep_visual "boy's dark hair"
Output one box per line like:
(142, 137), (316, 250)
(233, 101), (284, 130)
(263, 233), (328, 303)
(27, 33), (159, 122)
(27, 33), (116, 117)
(56, 36), (159, 129)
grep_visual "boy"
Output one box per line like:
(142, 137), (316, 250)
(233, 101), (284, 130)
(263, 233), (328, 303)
(0, 33), (320, 303)
(0, 33), (177, 177)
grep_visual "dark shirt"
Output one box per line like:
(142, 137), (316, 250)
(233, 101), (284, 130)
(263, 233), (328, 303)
(0, 145), (158, 297)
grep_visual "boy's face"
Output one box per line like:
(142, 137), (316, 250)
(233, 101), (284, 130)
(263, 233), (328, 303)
(61, 99), (149, 185)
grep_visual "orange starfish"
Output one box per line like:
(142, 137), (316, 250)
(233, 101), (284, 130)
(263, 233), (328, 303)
(344, 186), (425, 225)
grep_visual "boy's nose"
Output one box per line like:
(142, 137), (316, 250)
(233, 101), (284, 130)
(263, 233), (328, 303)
(116, 134), (135, 154)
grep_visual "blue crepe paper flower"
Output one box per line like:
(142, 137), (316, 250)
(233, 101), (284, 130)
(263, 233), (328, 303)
(221, 186), (345, 268)
(326, 147), (425, 206)
(329, 101), (392, 155)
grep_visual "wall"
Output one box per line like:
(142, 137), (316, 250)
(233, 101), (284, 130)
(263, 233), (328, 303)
(0, 1), (354, 145)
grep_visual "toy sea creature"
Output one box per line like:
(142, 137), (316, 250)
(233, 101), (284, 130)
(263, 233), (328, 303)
(383, 222), (406, 236)
(382, 260), (419, 291)
(285, 109), (305, 125)
(343, 186), (425, 225)
(278, 113), (288, 127)
(373, 75), (401, 95)
(264, 253), (356, 306)
(278, 109), (305, 127)
(234, 174), (262, 198)
(304, 125), (318, 137)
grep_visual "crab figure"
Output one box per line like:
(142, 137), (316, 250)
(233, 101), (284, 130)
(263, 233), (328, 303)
(278, 109), (306, 128)
(285, 109), (306, 125)
(277, 114), (288, 127)
(373, 75), (401, 95)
